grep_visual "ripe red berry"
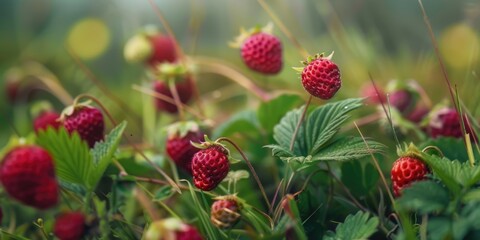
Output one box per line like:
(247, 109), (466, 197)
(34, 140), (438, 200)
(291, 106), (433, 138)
(0, 146), (59, 209)
(34, 111), (61, 132)
(192, 145), (230, 191)
(389, 90), (413, 113)
(407, 105), (429, 123)
(166, 130), (205, 174)
(63, 106), (105, 148)
(391, 156), (428, 197)
(428, 107), (476, 139)
(153, 78), (193, 114)
(210, 198), (241, 229)
(175, 224), (203, 240)
(241, 32), (283, 74)
(147, 34), (178, 67)
(301, 57), (341, 99)
(54, 212), (87, 240)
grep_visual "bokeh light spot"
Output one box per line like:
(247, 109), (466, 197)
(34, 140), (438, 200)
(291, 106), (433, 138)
(439, 23), (479, 69)
(67, 18), (110, 60)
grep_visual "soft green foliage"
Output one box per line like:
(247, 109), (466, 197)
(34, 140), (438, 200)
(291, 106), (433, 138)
(266, 98), (385, 167)
(421, 137), (480, 163)
(341, 161), (380, 198)
(396, 180), (449, 214)
(420, 152), (480, 194)
(213, 110), (259, 138)
(37, 127), (93, 188)
(257, 94), (303, 133)
(37, 121), (127, 191)
(323, 211), (379, 240)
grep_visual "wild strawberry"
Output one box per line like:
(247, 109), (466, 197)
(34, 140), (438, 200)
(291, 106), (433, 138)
(210, 196), (241, 229)
(407, 105), (429, 123)
(191, 144), (230, 191)
(34, 111), (61, 132)
(230, 24), (283, 75)
(61, 103), (105, 148)
(175, 224), (203, 240)
(389, 90), (413, 113)
(241, 32), (282, 74)
(53, 212), (87, 240)
(147, 34), (177, 66)
(153, 78), (193, 114)
(166, 122), (205, 174)
(144, 218), (203, 240)
(427, 107), (477, 140)
(297, 53), (341, 100)
(0, 146), (59, 209)
(360, 83), (386, 105)
(391, 144), (429, 197)
(124, 28), (177, 67)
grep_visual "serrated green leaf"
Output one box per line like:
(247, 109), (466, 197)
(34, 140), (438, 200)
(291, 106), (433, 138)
(89, 121), (127, 189)
(273, 106), (308, 156)
(420, 153), (480, 194)
(306, 98), (363, 155)
(396, 180), (449, 214)
(312, 137), (385, 162)
(37, 127), (93, 188)
(257, 94), (303, 133)
(323, 211), (379, 240)
(212, 110), (259, 139)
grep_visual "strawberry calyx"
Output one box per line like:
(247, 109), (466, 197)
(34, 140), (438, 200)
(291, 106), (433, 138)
(0, 136), (36, 162)
(190, 136), (241, 164)
(213, 194), (243, 210)
(396, 142), (423, 160)
(154, 62), (190, 84)
(59, 100), (94, 122)
(229, 22), (274, 48)
(292, 52), (335, 72)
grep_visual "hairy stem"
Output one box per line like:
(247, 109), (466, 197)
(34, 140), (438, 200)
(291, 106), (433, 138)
(217, 137), (271, 210)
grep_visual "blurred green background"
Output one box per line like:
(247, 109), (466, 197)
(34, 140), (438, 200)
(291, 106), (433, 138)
(1, 0), (479, 146)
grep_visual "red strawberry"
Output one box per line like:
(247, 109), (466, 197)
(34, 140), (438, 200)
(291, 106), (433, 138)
(62, 105), (105, 148)
(210, 197), (241, 229)
(54, 212), (87, 240)
(175, 224), (203, 240)
(34, 111), (61, 132)
(389, 90), (413, 113)
(407, 105), (429, 123)
(166, 129), (205, 174)
(427, 107), (476, 140)
(0, 146), (59, 209)
(241, 32), (283, 74)
(391, 144), (429, 197)
(153, 78), (193, 114)
(299, 54), (341, 99)
(191, 145), (230, 191)
(147, 34), (177, 67)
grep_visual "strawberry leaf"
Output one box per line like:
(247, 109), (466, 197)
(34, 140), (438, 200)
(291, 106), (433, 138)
(37, 127), (93, 188)
(311, 137), (385, 162)
(89, 121), (127, 190)
(306, 98), (363, 155)
(257, 94), (303, 134)
(395, 180), (449, 214)
(213, 110), (260, 139)
(323, 211), (379, 240)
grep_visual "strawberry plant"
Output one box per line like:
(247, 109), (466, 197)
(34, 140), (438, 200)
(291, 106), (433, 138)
(0, 1), (479, 240)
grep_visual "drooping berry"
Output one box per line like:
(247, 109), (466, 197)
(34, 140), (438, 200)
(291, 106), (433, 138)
(360, 83), (386, 104)
(166, 128), (205, 175)
(0, 146), (59, 209)
(389, 90), (413, 113)
(191, 145), (230, 191)
(210, 197), (241, 229)
(153, 78), (193, 114)
(241, 32), (283, 74)
(147, 34), (178, 67)
(428, 107), (476, 140)
(34, 111), (61, 132)
(62, 105), (105, 148)
(300, 54), (341, 99)
(53, 212), (87, 240)
(391, 156), (429, 197)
